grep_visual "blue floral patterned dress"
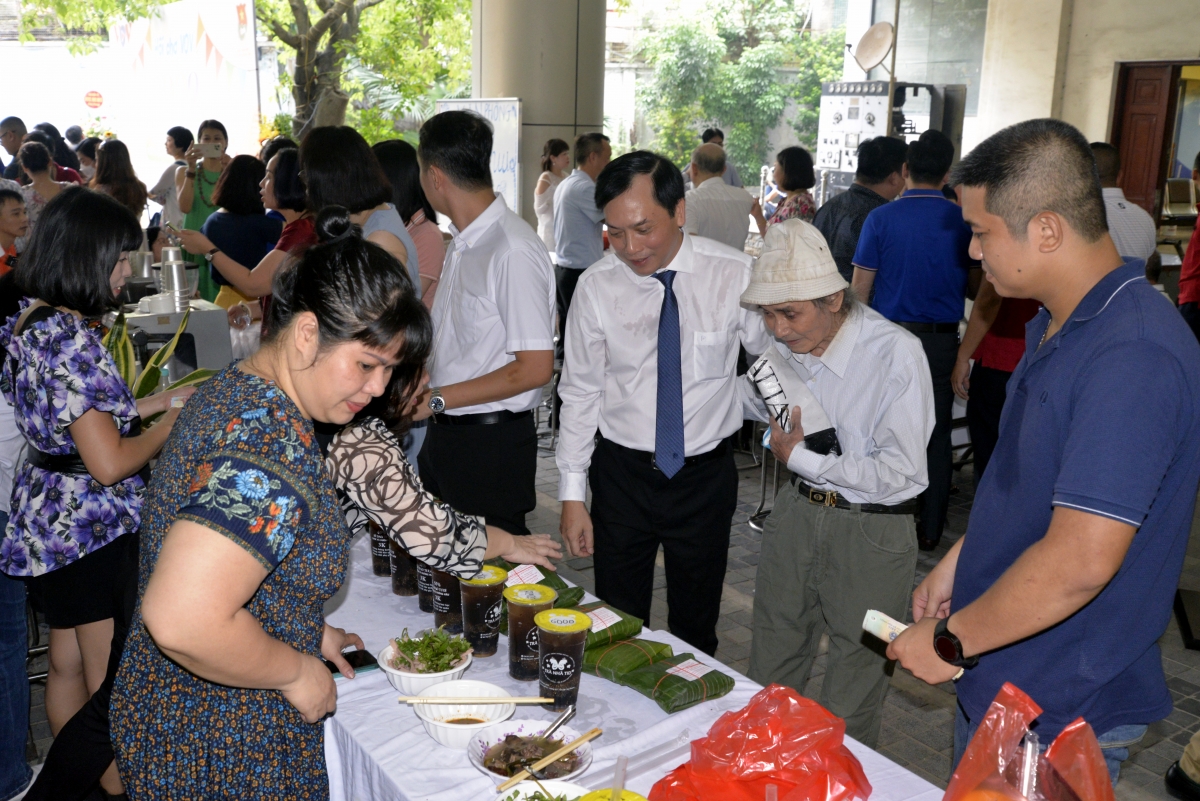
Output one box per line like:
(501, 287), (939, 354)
(0, 303), (142, 577)
(111, 365), (349, 800)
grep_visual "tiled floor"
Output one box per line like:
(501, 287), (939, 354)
(21, 417), (1200, 800)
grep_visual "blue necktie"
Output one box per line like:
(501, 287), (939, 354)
(653, 270), (685, 478)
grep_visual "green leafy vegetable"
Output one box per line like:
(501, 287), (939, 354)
(388, 627), (471, 674)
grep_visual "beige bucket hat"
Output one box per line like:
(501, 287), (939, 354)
(740, 218), (849, 307)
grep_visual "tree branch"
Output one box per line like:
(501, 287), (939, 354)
(259, 10), (301, 50)
(354, 0), (387, 11)
(289, 0), (312, 36)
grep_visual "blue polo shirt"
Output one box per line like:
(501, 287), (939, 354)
(952, 259), (1200, 739)
(852, 188), (975, 323)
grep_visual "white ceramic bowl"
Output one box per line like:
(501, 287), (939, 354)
(468, 719), (594, 785)
(496, 780), (590, 800)
(411, 679), (515, 750)
(377, 642), (472, 694)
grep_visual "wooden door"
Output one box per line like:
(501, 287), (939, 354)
(1113, 64), (1177, 216)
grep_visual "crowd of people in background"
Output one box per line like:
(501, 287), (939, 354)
(0, 105), (1198, 801)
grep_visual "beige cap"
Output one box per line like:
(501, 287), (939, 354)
(740, 219), (849, 307)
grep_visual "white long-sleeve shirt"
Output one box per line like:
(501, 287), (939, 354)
(556, 232), (774, 501)
(740, 304), (934, 505)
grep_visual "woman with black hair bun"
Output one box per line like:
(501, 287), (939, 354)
(110, 205), (560, 797)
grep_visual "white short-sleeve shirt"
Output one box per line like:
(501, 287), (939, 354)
(428, 194), (556, 415)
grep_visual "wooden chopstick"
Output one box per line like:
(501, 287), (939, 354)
(496, 727), (604, 792)
(398, 696), (552, 705)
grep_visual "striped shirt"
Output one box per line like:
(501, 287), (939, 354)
(1102, 187), (1157, 261)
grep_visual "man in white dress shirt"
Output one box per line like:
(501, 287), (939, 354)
(740, 220), (933, 747)
(557, 151), (773, 655)
(412, 110), (556, 536)
(683, 143), (755, 252)
(1090, 142), (1158, 263)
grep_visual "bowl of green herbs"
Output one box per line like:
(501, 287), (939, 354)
(377, 627), (474, 694)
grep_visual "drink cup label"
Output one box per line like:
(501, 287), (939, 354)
(484, 601), (502, 630)
(585, 606), (622, 633)
(541, 653), (577, 684)
(666, 659), (715, 681)
(549, 614), (576, 627)
(506, 564), (545, 586)
(514, 589), (543, 601)
(525, 627), (540, 652)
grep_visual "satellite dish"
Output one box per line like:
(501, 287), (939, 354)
(853, 22), (895, 73)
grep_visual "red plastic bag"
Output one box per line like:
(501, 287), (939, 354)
(648, 684), (871, 801)
(945, 683), (1115, 801)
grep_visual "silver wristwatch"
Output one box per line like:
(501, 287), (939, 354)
(428, 387), (445, 414)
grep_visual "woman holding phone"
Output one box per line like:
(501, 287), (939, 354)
(176, 119), (232, 302)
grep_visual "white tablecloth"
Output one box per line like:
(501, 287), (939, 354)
(323, 532), (942, 801)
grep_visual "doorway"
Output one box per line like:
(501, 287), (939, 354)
(1110, 61), (1200, 219)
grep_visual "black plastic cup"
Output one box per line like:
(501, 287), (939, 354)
(431, 568), (463, 633)
(535, 609), (591, 711)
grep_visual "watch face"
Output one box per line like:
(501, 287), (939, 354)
(429, 395), (445, 413)
(934, 634), (960, 662)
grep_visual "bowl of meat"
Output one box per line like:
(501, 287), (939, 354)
(468, 719), (593, 785)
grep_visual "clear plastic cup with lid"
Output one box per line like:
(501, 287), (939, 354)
(504, 584), (558, 681)
(459, 565), (508, 657)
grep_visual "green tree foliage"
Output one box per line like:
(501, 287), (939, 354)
(789, 28), (846, 151)
(638, 2), (844, 175)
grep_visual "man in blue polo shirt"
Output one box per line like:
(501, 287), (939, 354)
(888, 119), (1200, 786)
(851, 130), (977, 551)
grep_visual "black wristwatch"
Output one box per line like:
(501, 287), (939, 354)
(933, 617), (979, 669)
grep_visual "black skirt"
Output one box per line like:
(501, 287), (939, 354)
(26, 533), (138, 628)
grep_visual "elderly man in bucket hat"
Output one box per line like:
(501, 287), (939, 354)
(740, 218), (934, 747)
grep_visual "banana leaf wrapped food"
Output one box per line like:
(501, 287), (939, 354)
(583, 638), (674, 683)
(577, 602), (643, 649)
(618, 653), (734, 713)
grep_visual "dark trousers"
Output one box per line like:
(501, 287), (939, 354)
(24, 535), (139, 801)
(914, 331), (958, 545)
(554, 265), (583, 362)
(589, 436), (738, 656)
(965, 364), (1011, 487)
(418, 414), (537, 536)
(1181, 302), (1200, 343)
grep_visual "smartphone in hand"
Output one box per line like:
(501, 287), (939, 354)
(196, 142), (224, 159)
(324, 649), (380, 677)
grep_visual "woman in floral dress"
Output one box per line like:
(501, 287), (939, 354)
(754, 145), (818, 235)
(0, 187), (192, 797)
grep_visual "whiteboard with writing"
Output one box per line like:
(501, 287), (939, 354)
(434, 98), (521, 215)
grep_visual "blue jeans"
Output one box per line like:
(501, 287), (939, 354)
(0, 512), (32, 800)
(954, 702), (1146, 787)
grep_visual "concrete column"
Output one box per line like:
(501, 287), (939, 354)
(973, 0), (1074, 142)
(472, 0), (607, 225)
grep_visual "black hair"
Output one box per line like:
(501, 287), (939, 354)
(268, 148), (307, 213)
(265, 206), (429, 429)
(92, 139), (148, 218)
(594, 150), (685, 215)
(213, 155), (267, 215)
(18, 142), (52, 174)
(0, 117), (26, 136)
(77, 137), (102, 162)
(34, 123), (80, 171)
(1090, 142), (1120, 185)
(64, 125), (83, 145)
(1194, 151), (1200, 173)
(906, 129), (955, 185)
(372, 140), (437, 226)
(951, 118), (1107, 242)
(197, 119), (228, 142)
(22, 130), (54, 151)
(541, 138), (569, 173)
(300, 126), (392, 214)
(701, 128), (724, 143)
(15, 186), (141, 317)
(259, 135), (298, 165)
(856, 136), (909, 184)
(167, 126), (194, 152)
(0, 188), (21, 206)
(574, 132), (610, 167)
(417, 111), (493, 191)
(775, 146), (815, 191)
